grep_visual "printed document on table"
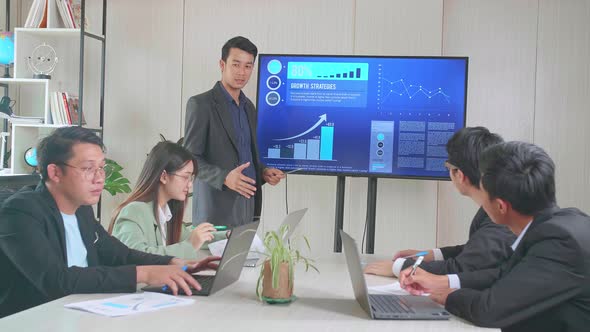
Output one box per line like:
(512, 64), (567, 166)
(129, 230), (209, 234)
(64, 292), (194, 317)
(368, 281), (430, 296)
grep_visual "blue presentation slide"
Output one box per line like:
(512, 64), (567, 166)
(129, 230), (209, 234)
(256, 55), (467, 178)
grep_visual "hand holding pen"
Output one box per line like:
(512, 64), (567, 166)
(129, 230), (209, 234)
(189, 223), (216, 249)
(162, 265), (189, 292)
(409, 255), (425, 276)
(399, 259), (450, 296)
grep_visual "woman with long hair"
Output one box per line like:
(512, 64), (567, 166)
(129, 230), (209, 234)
(109, 141), (224, 258)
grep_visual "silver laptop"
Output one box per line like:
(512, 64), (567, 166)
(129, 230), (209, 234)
(340, 230), (450, 320)
(143, 220), (260, 296)
(244, 208), (308, 267)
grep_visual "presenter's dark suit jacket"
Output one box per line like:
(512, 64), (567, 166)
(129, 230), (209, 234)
(184, 82), (264, 226)
(0, 183), (173, 318)
(402, 208), (515, 274)
(446, 206), (590, 332)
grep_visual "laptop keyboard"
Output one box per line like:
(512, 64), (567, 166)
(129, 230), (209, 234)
(194, 275), (215, 291)
(370, 294), (415, 314)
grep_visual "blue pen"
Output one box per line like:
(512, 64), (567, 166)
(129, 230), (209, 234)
(162, 265), (188, 292)
(401, 251), (429, 259)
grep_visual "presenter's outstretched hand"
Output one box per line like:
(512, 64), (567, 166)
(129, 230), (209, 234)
(262, 167), (285, 185)
(399, 267), (449, 295)
(136, 265), (201, 296)
(225, 162), (257, 198)
(364, 260), (394, 277)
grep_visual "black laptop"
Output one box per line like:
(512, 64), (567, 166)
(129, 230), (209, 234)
(143, 220), (260, 296)
(340, 230), (450, 320)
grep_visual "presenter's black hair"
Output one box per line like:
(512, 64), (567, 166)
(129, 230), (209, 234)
(221, 36), (258, 62)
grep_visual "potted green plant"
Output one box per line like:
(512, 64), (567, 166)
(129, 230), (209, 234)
(103, 158), (131, 196)
(256, 224), (318, 303)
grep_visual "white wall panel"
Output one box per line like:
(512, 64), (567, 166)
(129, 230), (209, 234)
(442, 0), (538, 141)
(534, 0), (590, 212)
(102, 0), (184, 226)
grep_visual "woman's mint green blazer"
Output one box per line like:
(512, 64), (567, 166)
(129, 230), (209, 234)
(111, 201), (225, 259)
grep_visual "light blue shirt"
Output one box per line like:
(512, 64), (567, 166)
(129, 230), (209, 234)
(61, 212), (88, 268)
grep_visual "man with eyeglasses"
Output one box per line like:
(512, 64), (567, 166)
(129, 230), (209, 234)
(400, 142), (590, 331)
(365, 127), (515, 278)
(0, 127), (218, 318)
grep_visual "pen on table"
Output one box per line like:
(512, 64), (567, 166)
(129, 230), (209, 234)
(162, 265), (188, 292)
(410, 255), (425, 277)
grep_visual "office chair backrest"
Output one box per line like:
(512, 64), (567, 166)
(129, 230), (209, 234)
(0, 174), (41, 207)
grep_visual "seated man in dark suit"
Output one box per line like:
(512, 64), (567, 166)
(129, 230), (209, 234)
(0, 127), (219, 318)
(400, 141), (590, 331)
(365, 127), (515, 277)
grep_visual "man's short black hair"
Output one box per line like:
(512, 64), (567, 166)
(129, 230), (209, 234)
(480, 141), (556, 215)
(37, 126), (104, 182)
(446, 126), (504, 186)
(221, 36), (258, 62)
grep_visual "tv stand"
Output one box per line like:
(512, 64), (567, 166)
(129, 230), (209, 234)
(333, 176), (378, 254)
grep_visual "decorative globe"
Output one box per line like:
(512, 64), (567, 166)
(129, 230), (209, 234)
(0, 32), (14, 65)
(24, 147), (38, 167)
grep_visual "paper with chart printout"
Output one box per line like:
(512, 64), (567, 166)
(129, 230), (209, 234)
(64, 292), (194, 317)
(368, 281), (430, 297)
(208, 233), (265, 260)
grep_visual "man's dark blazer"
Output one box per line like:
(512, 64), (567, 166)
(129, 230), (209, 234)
(184, 81), (264, 226)
(0, 183), (172, 318)
(446, 206), (590, 331)
(402, 208), (515, 274)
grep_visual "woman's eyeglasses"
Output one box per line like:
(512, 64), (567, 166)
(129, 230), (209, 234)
(170, 173), (195, 183)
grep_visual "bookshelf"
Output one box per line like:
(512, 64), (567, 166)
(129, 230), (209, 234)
(0, 0), (106, 176)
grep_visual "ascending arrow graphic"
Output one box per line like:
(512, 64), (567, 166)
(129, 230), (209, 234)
(273, 114), (327, 141)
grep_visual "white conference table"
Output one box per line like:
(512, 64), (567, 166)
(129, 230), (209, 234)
(0, 253), (498, 331)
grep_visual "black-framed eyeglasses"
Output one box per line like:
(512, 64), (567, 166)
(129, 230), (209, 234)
(59, 162), (112, 181)
(444, 160), (459, 171)
(170, 173), (195, 183)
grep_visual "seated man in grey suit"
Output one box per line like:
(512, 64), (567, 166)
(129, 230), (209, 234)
(184, 36), (284, 227)
(365, 127), (515, 277)
(400, 141), (590, 331)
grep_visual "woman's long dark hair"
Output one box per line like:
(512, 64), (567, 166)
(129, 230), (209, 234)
(108, 141), (196, 245)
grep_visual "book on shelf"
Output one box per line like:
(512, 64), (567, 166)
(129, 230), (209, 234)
(24, 0), (48, 28)
(66, 94), (85, 125)
(56, 0), (89, 29)
(50, 91), (85, 125)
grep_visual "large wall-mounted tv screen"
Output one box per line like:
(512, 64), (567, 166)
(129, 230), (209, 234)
(256, 55), (468, 179)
